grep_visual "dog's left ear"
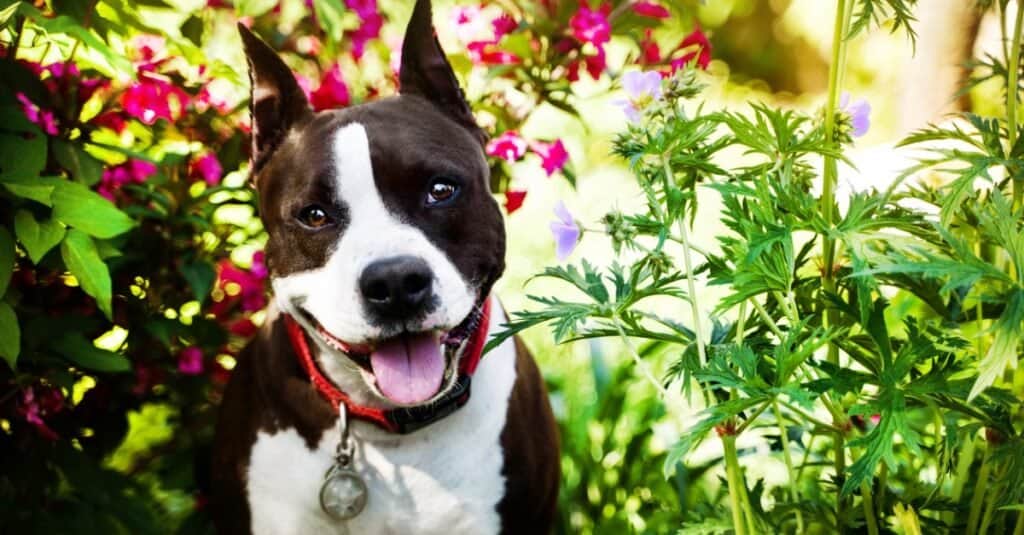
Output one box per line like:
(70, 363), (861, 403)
(399, 0), (485, 145)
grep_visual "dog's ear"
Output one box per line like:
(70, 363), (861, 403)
(399, 0), (485, 145)
(238, 23), (313, 174)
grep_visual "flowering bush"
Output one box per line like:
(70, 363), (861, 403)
(0, 0), (707, 531)
(500, 0), (1024, 533)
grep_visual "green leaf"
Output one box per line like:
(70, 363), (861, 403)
(0, 2), (22, 30)
(313, 0), (345, 42)
(52, 181), (135, 238)
(969, 291), (1024, 400)
(0, 175), (61, 206)
(0, 301), (19, 369)
(52, 139), (103, 186)
(0, 130), (46, 177)
(179, 260), (216, 303)
(60, 229), (113, 320)
(0, 227), (13, 298)
(31, 15), (134, 77)
(14, 210), (66, 264)
(50, 333), (130, 373)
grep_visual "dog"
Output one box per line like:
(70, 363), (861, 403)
(210, 1), (560, 533)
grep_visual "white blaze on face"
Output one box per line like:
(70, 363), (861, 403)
(272, 122), (477, 403)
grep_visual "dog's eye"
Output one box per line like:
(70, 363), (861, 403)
(426, 178), (460, 206)
(297, 205), (332, 228)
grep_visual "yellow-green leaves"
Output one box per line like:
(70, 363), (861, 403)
(61, 229), (114, 320)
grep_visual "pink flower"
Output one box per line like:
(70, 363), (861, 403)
(17, 386), (64, 441)
(310, 64), (351, 111)
(178, 346), (205, 375)
(584, 46), (607, 79)
(492, 13), (517, 39)
(344, 0), (382, 58)
(505, 189), (527, 215)
(98, 159), (157, 199)
(467, 41), (521, 66)
(15, 92), (58, 135)
(632, 1), (670, 19)
(250, 251), (268, 280)
(569, 3), (611, 46)
(121, 72), (189, 125)
(550, 201), (580, 260)
(215, 260), (268, 314)
(190, 152), (223, 186)
(451, 5), (490, 43)
(531, 139), (569, 176)
(93, 111), (127, 133)
(131, 34), (166, 63)
(486, 131), (528, 162)
(639, 29), (661, 65)
(670, 28), (712, 72)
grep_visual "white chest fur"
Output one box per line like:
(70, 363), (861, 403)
(244, 300), (517, 535)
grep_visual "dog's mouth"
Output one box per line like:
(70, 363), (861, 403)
(298, 303), (485, 406)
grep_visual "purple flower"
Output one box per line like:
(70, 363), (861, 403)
(840, 92), (871, 138)
(178, 346), (204, 375)
(550, 201), (580, 260)
(614, 71), (663, 123)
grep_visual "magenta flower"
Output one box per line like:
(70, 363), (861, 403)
(310, 64), (351, 111)
(550, 201), (581, 260)
(92, 111), (127, 133)
(216, 260), (268, 313)
(451, 5), (488, 43)
(15, 92), (58, 135)
(131, 34), (166, 63)
(504, 189), (527, 215)
(492, 13), (517, 39)
(632, 1), (670, 19)
(671, 28), (712, 71)
(486, 131), (528, 162)
(250, 250), (268, 280)
(614, 70), (663, 123)
(569, 3), (611, 46)
(191, 152), (223, 186)
(121, 72), (189, 125)
(467, 41), (521, 66)
(344, 0), (382, 58)
(840, 92), (871, 137)
(639, 29), (661, 65)
(98, 159), (157, 200)
(17, 386), (64, 441)
(178, 346), (204, 375)
(531, 139), (569, 176)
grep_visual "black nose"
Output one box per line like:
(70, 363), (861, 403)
(359, 256), (435, 319)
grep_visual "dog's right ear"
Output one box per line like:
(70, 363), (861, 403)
(238, 24), (312, 175)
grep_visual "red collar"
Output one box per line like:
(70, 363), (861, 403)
(283, 298), (492, 434)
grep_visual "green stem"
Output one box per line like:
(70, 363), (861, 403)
(612, 316), (669, 398)
(966, 444), (993, 535)
(773, 399), (805, 532)
(822, 1), (853, 529)
(947, 436), (977, 527)
(1007, 0), (1024, 209)
(664, 154), (707, 368)
(1014, 510), (1024, 535)
(860, 480), (880, 535)
(722, 433), (751, 535)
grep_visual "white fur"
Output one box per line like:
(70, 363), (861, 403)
(245, 298), (517, 535)
(272, 122), (478, 406)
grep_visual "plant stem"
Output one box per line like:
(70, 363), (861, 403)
(860, 480), (880, 535)
(612, 316), (669, 398)
(772, 399), (805, 532)
(1015, 510), (1024, 535)
(822, 1), (853, 529)
(966, 444), (993, 535)
(1008, 0), (1024, 209)
(664, 154), (707, 368)
(722, 433), (751, 535)
(947, 435), (977, 527)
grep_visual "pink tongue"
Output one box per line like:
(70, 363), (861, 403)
(369, 332), (445, 405)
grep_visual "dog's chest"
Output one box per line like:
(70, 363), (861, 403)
(244, 327), (517, 535)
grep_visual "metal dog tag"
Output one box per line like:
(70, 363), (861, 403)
(319, 405), (368, 520)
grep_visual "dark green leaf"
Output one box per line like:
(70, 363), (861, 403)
(0, 227), (13, 298)
(50, 333), (130, 373)
(52, 139), (103, 186)
(179, 260), (216, 303)
(0, 301), (18, 369)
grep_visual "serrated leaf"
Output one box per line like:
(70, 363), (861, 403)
(52, 181), (135, 238)
(968, 291), (1024, 400)
(60, 229), (113, 319)
(50, 333), (130, 373)
(0, 301), (19, 369)
(0, 227), (13, 298)
(14, 210), (65, 263)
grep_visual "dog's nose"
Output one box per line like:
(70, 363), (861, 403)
(359, 256), (434, 318)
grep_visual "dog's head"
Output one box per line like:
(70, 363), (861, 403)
(239, 0), (505, 409)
